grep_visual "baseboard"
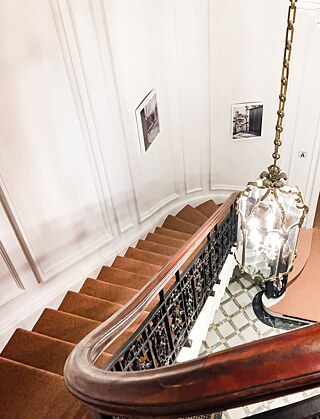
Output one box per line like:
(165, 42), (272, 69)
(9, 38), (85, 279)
(0, 190), (239, 351)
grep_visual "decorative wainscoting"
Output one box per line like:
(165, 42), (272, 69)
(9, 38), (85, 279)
(0, 186), (240, 352)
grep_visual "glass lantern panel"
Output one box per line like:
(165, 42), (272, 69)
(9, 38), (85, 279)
(236, 180), (306, 282)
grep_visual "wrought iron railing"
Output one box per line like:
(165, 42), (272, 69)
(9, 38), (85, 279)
(64, 192), (320, 418)
(107, 206), (237, 372)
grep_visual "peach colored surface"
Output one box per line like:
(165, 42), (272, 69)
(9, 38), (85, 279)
(287, 228), (313, 286)
(270, 228), (320, 322)
(314, 195), (320, 229)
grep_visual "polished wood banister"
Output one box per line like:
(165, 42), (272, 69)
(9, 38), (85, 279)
(66, 323), (320, 417)
(64, 193), (320, 416)
(88, 192), (238, 362)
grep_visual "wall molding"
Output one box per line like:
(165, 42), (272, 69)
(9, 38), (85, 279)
(138, 193), (180, 223)
(41, 234), (112, 279)
(0, 181), (43, 284)
(93, 0), (141, 227)
(0, 189), (232, 350)
(186, 187), (203, 194)
(50, 0), (115, 239)
(0, 240), (24, 290)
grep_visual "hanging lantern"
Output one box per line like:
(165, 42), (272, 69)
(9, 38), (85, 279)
(235, 0), (309, 293)
(235, 165), (308, 284)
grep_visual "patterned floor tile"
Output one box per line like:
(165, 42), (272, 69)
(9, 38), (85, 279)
(201, 274), (320, 417)
(231, 313), (248, 330)
(218, 322), (235, 338)
(222, 300), (239, 316)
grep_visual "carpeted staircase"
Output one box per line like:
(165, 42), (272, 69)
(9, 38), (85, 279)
(0, 200), (218, 419)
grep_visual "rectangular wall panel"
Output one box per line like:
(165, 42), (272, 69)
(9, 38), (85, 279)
(0, 0), (113, 281)
(104, 0), (180, 221)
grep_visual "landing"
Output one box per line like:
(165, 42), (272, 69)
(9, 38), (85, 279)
(199, 275), (320, 418)
(266, 228), (320, 322)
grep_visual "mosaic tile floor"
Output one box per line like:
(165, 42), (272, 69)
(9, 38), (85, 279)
(199, 274), (320, 418)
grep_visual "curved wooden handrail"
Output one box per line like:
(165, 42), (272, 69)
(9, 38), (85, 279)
(64, 192), (320, 417)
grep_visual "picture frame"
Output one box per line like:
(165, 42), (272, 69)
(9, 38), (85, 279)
(232, 102), (263, 141)
(135, 89), (160, 153)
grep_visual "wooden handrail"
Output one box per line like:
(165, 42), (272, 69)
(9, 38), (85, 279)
(64, 193), (320, 417)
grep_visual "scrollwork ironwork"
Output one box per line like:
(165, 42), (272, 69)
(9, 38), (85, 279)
(107, 205), (238, 373)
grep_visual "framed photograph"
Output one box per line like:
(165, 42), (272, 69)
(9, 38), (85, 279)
(136, 89), (160, 153)
(232, 102), (263, 140)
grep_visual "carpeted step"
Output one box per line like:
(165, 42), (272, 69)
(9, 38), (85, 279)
(80, 279), (137, 305)
(162, 215), (198, 235)
(1, 328), (111, 375)
(145, 232), (185, 249)
(125, 247), (170, 266)
(112, 256), (160, 277)
(80, 278), (158, 312)
(33, 308), (147, 347)
(176, 204), (208, 227)
(58, 291), (123, 323)
(196, 199), (218, 218)
(0, 357), (89, 419)
(1, 329), (74, 376)
(154, 227), (191, 241)
(97, 267), (150, 290)
(33, 308), (101, 345)
(136, 240), (178, 257)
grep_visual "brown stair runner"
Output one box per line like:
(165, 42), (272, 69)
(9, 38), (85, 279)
(196, 200), (219, 218)
(111, 255), (160, 277)
(80, 278), (137, 305)
(0, 200), (218, 418)
(154, 226), (192, 241)
(0, 358), (90, 419)
(176, 204), (208, 226)
(162, 215), (199, 235)
(145, 232), (186, 248)
(98, 266), (150, 290)
(125, 247), (171, 266)
(136, 239), (178, 256)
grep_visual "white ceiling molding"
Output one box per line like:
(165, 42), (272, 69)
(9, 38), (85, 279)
(298, 0), (320, 26)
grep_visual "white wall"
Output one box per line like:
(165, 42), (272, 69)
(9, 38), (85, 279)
(0, 0), (213, 347)
(1, 0), (320, 347)
(210, 0), (288, 189)
(210, 0), (320, 225)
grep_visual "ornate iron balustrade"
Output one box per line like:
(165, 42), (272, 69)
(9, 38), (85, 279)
(107, 207), (237, 372)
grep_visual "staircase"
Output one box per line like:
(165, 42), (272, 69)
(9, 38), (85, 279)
(0, 200), (219, 419)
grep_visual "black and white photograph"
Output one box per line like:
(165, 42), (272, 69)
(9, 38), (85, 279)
(232, 102), (263, 140)
(136, 89), (160, 153)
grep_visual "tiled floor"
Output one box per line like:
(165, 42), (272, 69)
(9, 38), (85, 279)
(199, 275), (320, 418)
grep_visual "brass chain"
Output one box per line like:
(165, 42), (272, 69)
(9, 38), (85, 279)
(273, 0), (297, 167)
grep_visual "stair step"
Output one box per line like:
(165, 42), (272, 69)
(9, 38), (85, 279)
(176, 204), (208, 227)
(33, 308), (146, 348)
(136, 240), (178, 257)
(58, 291), (123, 323)
(80, 278), (158, 312)
(1, 329), (74, 376)
(196, 199), (218, 218)
(154, 227), (191, 241)
(33, 308), (101, 345)
(80, 279), (137, 305)
(145, 232), (185, 249)
(98, 267), (150, 290)
(0, 357), (89, 419)
(125, 247), (170, 266)
(162, 215), (198, 235)
(112, 256), (160, 277)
